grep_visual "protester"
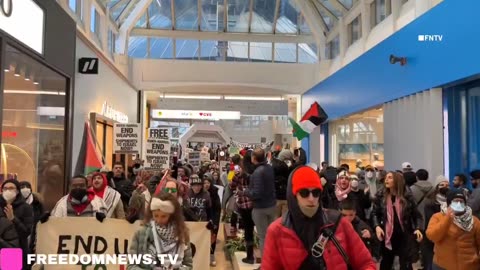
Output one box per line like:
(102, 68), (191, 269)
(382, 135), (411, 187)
(0, 208), (19, 248)
(51, 175), (107, 218)
(127, 193), (193, 270)
(261, 166), (376, 270)
(469, 170), (480, 218)
(411, 169), (434, 226)
(90, 172), (125, 219)
(372, 172), (423, 270)
(426, 189), (480, 270)
(0, 179), (34, 269)
(185, 174), (211, 222)
(110, 162), (135, 211)
(203, 174), (221, 266)
(19, 181), (44, 253)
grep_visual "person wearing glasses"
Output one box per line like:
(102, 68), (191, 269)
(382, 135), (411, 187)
(261, 166), (376, 270)
(0, 179), (34, 269)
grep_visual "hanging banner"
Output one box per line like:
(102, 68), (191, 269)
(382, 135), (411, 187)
(113, 123), (141, 154)
(144, 128), (171, 170)
(33, 217), (210, 270)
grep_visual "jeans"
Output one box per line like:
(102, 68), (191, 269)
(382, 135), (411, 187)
(252, 206), (277, 258)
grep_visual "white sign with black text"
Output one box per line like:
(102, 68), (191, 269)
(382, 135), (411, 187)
(113, 123), (140, 154)
(0, 0), (44, 54)
(144, 128), (171, 171)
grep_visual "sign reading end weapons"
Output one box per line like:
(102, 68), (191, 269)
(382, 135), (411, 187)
(144, 128), (171, 170)
(113, 124), (140, 154)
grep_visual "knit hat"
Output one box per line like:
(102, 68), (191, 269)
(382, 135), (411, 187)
(190, 174), (203, 185)
(291, 166), (323, 196)
(364, 165), (374, 171)
(435, 175), (449, 186)
(1, 179), (21, 191)
(19, 181), (32, 189)
(446, 189), (466, 206)
(470, 170), (480, 180)
(278, 149), (294, 162)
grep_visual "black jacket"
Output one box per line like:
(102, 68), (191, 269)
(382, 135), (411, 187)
(245, 162), (276, 209)
(271, 158), (289, 200)
(28, 193), (45, 253)
(0, 195), (34, 263)
(351, 216), (380, 259)
(112, 176), (134, 209)
(347, 190), (371, 221)
(423, 197), (442, 250)
(208, 185), (222, 226)
(0, 211), (19, 248)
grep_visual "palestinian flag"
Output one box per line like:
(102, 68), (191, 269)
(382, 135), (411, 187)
(74, 122), (103, 175)
(289, 102), (328, 141)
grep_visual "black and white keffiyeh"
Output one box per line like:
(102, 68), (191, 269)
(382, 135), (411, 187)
(441, 203), (474, 232)
(147, 221), (186, 269)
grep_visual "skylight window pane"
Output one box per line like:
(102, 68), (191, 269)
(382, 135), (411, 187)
(251, 0), (276, 33)
(227, 0), (250, 32)
(227, 42), (249, 62)
(298, 43), (318, 63)
(136, 13), (148, 27)
(275, 0), (300, 34)
(339, 0), (354, 9)
(201, 0), (225, 32)
(175, 0), (199, 30)
(148, 0), (172, 29)
(200, 40), (219, 61)
(176, 39), (199, 60)
(250, 42), (273, 62)
(150, 38), (174, 59)
(110, 1), (129, 20)
(319, 0), (342, 18)
(128, 37), (148, 58)
(274, 43), (296, 63)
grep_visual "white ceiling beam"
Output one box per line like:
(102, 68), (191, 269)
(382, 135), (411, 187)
(130, 28), (316, 43)
(117, 0), (138, 23)
(272, 0), (281, 34)
(328, 0), (349, 14)
(117, 0), (153, 54)
(293, 0), (327, 58)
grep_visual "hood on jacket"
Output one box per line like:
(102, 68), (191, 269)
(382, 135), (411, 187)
(278, 149), (293, 162)
(90, 172), (109, 198)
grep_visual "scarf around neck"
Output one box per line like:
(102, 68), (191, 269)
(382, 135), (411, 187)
(441, 203), (474, 232)
(335, 179), (351, 202)
(385, 194), (404, 250)
(148, 221), (185, 268)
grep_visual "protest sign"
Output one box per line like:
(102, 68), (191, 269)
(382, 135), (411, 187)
(34, 217), (210, 270)
(113, 124), (141, 154)
(144, 128), (171, 170)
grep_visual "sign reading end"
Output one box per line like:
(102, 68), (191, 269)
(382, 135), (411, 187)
(78, 58), (99, 74)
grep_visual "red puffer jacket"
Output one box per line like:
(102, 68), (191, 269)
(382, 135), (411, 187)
(262, 211), (376, 270)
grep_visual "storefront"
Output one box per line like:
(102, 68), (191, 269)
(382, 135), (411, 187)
(0, 0), (76, 209)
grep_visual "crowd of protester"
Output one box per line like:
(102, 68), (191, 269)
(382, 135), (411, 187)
(1, 144), (480, 270)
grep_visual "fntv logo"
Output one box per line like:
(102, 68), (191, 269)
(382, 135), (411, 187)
(418, 35), (443, 42)
(0, 248), (22, 270)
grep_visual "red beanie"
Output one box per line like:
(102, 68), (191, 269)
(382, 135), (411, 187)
(292, 166), (323, 196)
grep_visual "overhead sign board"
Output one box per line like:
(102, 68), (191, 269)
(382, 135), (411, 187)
(152, 109), (241, 120)
(78, 58), (99, 74)
(0, 0), (44, 54)
(113, 123), (140, 154)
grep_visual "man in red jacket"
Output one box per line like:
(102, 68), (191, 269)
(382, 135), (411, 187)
(261, 166), (376, 270)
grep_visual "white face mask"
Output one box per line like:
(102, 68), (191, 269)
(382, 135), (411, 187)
(351, 180), (359, 189)
(375, 172), (381, 179)
(2, 190), (17, 202)
(366, 172), (374, 179)
(21, 188), (31, 198)
(450, 201), (466, 213)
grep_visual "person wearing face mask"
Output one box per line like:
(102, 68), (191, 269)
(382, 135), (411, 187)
(18, 181), (44, 254)
(364, 166), (381, 200)
(340, 173), (371, 222)
(89, 172), (125, 219)
(426, 189), (480, 270)
(0, 179), (34, 269)
(50, 175), (107, 218)
(261, 166), (376, 270)
(422, 176), (449, 270)
(127, 193), (193, 270)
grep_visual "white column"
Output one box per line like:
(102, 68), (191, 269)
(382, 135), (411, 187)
(415, 0), (431, 17)
(391, 0), (402, 30)
(339, 17), (348, 61)
(83, 0), (92, 35)
(361, 0), (372, 51)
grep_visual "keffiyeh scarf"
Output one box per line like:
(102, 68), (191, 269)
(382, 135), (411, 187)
(148, 221), (186, 269)
(441, 203), (474, 232)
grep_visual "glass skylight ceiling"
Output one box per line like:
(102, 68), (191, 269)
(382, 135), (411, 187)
(101, 0), (353, 62)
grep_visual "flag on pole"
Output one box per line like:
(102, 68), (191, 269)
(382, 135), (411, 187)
(289, 102), (328, 141)
(75, 121), (103, 175)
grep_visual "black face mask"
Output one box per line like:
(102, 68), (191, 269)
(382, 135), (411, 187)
(70, 188), (87, 201)
(439, 187), (449, 196)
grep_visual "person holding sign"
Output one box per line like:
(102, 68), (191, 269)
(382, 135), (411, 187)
(128, 192), (193, 270)
(90, 172), (126, 219)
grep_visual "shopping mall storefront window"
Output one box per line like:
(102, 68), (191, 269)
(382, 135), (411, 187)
(1, 44), (67, 209)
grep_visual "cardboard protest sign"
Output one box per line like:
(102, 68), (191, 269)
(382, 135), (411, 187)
(144, 128), (171, 170)
(34, 217), (209, 269)
(113, 124), (141, 154)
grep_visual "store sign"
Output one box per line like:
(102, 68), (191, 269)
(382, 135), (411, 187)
(78, 57), (99, 74)
(113, 123), (140, 154)
(0, 0), (44, 54)
(101, 102), (129, 123)
(152, 109), (241, 120)
(144, 128), (171, 171)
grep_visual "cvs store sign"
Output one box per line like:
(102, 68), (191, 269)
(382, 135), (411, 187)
(0, 0), (45, 54)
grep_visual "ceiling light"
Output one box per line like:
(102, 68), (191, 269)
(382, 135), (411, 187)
(14, 73), (20, 77)
(33, 81), (39, 85)
(224, 96), (283, 101)
(4, 90), (66, 95)
(24, 77), (30, 81)
(163, 94), (222, 99)
(4, 69), (9, 72)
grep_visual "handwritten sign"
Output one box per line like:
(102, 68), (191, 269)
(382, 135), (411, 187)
(113, 124), (140, 154)
(144, 128), (171, 170)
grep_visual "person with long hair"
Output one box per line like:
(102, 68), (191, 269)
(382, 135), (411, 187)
(372, 172), (423, 270)
(128, 192), (193, 270)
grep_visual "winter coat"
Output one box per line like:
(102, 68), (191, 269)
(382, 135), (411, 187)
(261, 210), (376, 270)
(244, 162), (276, 209)
(426, 212), (480, 270)
(410, 181), (434, 228)
(468, 187), (480, 219)
(347, 189), (371, 221)
(271, 158), (289, 200)
(351, 216), (380, 259)
(208, 185), (221, 226)
(127, 223), (193, 270)
(28, 193), (44, 253)
(51, 194), (107, 217)
(111, 176), (135, 211)
(0, 211), (19, 248)
(371, 190), (423, 262)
